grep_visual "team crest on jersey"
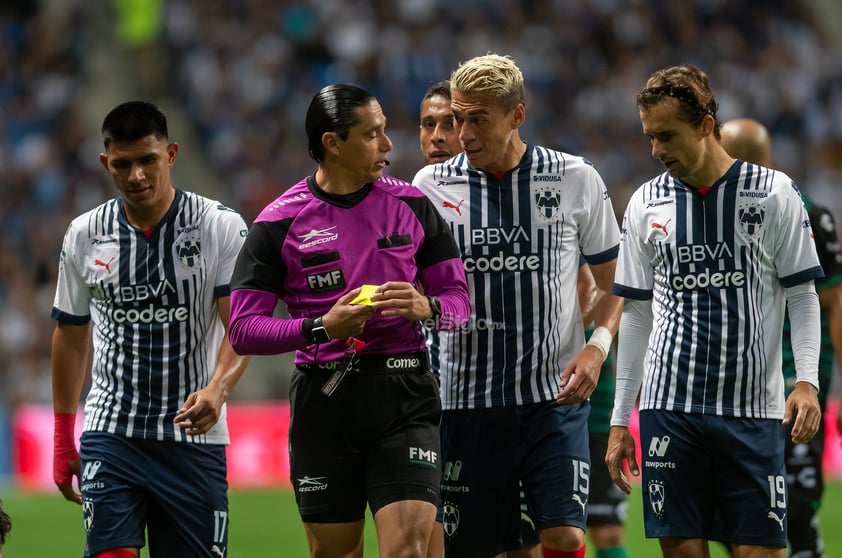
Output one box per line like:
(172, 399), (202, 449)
(738, 204), (766, 237)
(534, 184), (562, 223)
(648, 480), (665, 519)
(176, 239), (202, 268)
(441, 502), (460, 537)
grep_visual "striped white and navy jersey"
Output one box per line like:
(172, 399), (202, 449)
(51, 190), (248, 444)
(614, 161), (824, 419)
(413, 144), (620, 410)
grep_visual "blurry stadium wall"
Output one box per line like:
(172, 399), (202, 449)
(4, 401), (842, 492)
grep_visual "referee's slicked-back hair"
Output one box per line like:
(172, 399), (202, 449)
(306, 84), (376, 163)
(101, 100), (169, 148)
(450, 54), (525, 114)
(637, 65), (722, 139)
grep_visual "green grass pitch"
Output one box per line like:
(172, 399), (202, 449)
(2, 482), (841, 556)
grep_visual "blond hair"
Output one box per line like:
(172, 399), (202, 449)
(450, 54), (525, 113)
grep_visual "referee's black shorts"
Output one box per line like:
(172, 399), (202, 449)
(289, 351), (441, 523)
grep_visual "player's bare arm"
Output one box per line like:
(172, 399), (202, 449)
(176, 297), (251, 436)
(51, 322), (90, 505)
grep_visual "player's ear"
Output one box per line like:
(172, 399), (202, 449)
(511, 103), (525, 129)
(323, 132), (340, 158)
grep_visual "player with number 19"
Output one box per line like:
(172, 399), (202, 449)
(607, 65), (823, 557)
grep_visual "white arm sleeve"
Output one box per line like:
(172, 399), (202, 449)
(611, 298), (652, 427)
(786, 281), (821, 390)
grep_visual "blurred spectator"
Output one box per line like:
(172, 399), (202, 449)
(0, 1), (108, 408)
(155, 0), (842, 225)
(2, 0), (842, 406)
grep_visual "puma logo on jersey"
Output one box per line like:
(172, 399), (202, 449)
(94, 257), (115, 273)
(767, 511), (785, 531)
(572, 493), (587, 515)
(650, 219), (671, 234)
(443, 199), (465, 215)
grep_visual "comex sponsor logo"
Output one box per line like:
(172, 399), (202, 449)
(387, 356), (421, 370)
(297, 476), (328, 492)
(298, 226), (338, 249)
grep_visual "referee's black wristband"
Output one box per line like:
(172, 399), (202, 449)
(302, 316), (331, 344)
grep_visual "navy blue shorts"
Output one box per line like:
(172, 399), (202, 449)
(289, 357), (442, 523)
(438, 401), (590, 557)
(638, 410), (787, 547)
(587, 431), (628, 527)
(79, 431), (229, 557)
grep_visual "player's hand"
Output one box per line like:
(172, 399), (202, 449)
(175, 385), (225, 436)
(606, 425), (639, 494)
(53, 414), (82, 504)
(370, 281), (431, 321)
(783, 381), (822, 444)
(322, 288), (376, 339)
(555, 345), (602, 404)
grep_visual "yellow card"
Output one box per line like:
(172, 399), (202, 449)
(350, 284), (379, 305)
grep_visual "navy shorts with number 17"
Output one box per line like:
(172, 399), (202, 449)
(79, 431), (229, 558)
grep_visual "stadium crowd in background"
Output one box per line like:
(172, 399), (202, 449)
(2, 1), (842, 411)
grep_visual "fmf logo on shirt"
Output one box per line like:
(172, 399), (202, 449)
(306, 270), (346, 293)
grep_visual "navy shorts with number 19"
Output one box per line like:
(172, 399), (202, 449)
(79, 431), (229, 558)
(638, 410), (787, 547)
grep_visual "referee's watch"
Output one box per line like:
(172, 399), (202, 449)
(427, 295), (442, 321)
(304, 316), (331, 344)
